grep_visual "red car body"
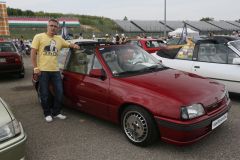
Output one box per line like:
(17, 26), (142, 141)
(126, 38), (166, 53)
(34, 41), (231, 146)
(0, 41), (25, 78)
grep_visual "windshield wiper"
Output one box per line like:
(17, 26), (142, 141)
(114, 70), (141, 76)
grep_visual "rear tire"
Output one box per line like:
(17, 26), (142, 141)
(18, 68), (25, 78)
(121, 105), (158, 146)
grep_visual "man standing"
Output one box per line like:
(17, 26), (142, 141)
(31, 18), (79, 122)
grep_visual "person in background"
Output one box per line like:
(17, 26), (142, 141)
(31, 18), (80, 122)
(78, 33), (83, 39)
(120, 34), (126, 44)
(115, 34), (120, 44)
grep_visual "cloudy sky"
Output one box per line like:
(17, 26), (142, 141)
(4, 0), (240, 21)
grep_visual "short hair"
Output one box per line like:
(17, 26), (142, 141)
(48, 18), (59, 25)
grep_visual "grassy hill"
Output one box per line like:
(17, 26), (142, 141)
(7, 8), (123, 39)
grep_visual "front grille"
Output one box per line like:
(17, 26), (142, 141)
(205, 95), (227, 113)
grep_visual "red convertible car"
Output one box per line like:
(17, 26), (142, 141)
(34, 40), (231, 146)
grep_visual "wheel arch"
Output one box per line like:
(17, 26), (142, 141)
(118, 103), (159, 131)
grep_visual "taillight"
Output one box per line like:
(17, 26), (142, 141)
(14, 57), (22, 64)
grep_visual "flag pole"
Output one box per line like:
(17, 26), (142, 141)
(164, 0), (167, 39)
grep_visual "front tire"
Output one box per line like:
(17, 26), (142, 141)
(121, 105), (158, 146)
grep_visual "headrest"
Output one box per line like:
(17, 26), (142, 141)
(104, 52), (116, 62)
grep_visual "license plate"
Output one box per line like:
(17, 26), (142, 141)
(212, 112), (228, 130)
(0, 58), (6, 62)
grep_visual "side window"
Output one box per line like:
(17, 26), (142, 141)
(227, 48), (239, 64)
(92, 55), (102, 69)
(58, 48), (70, 69)
(67, 46), (95, 74)
(197, 43), (234, 64)
(175, 44), (194, 60)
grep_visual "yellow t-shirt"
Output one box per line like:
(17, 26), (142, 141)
(31, 33), (70, 71)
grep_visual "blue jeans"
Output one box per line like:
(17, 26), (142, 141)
(39, 71), (63, 117)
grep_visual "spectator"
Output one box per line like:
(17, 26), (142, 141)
(31, 18), (80, 122)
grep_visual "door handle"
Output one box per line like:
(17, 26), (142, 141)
(194, 66), (200, 69)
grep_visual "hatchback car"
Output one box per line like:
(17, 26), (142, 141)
(0, 97), (27, 160)
(0, 41), (25, 78)
(34, 40), (231, 146)
(152, 37), (240, 94)
(125, 38), (165, 53)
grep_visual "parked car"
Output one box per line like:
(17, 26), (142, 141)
(152, 37), (240, 94)
(33, 40), (231, 146)
(0, 97), (27, 160)
(0, 40), (25, 78)
(125, 38), (166, 53)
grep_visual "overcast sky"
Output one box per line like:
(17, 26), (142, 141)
(4, 0), (240, 21)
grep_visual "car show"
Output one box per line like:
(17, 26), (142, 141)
(0, 0), (240, 160)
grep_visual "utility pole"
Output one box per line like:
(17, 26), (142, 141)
(164, 0), (167, 39)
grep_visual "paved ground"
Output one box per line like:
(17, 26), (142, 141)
(0, 56), (239, 160)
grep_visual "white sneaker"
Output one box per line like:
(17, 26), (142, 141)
(54, 114), (67, 120)
(45, 116), (53, 122)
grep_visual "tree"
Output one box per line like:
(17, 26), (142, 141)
(200, 17), (214, 21)
(123, 16), (128, 21)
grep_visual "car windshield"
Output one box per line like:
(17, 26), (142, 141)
(99, 45), (164, 76)
(229, 40), (240, 52)
(0, 42), (16, 52)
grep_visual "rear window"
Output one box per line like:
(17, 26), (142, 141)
(0, 42), (16, 52)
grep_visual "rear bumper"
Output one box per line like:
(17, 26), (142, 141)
(0, 123), (27, 160)
(0, 64), (24, 74)
(155, 101), (231, 145)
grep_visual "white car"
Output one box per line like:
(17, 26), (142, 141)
(0, 97), (27, 160)
(152, 37), (240, 93)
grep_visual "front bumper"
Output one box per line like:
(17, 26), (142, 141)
(155, 101), (231, 145)
(0, 122), (27, 160)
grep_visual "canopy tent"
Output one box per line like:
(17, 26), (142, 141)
(168, 28), (199, 38)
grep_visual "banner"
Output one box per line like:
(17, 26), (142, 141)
(0, 1), (10, 36)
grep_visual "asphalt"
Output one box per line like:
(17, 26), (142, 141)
(0, 56), (239, 160)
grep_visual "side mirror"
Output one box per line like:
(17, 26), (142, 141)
(232, 58), (240, 65)
(89, 69), (106, 79)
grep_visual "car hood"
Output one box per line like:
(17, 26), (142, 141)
(0, 98), (12, 126)
(119, 69), (225, 106)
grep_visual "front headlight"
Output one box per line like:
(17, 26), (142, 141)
(0, 119), (21, 142)
(181, 104), (205, 120)
(225, 90), (229, 101)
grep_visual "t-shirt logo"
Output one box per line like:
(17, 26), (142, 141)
(43, 40), (58, 56)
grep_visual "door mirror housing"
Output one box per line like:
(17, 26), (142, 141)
(89, 69), (106, 79)
(232, 58), (240, 65)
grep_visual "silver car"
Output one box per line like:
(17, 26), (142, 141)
(0, 97), (27, 160)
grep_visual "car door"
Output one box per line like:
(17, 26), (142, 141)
(191, 43), (240, 93)
(63, 46), (110, 119)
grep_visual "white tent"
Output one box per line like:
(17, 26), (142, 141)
(168, 28), (199, 38)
